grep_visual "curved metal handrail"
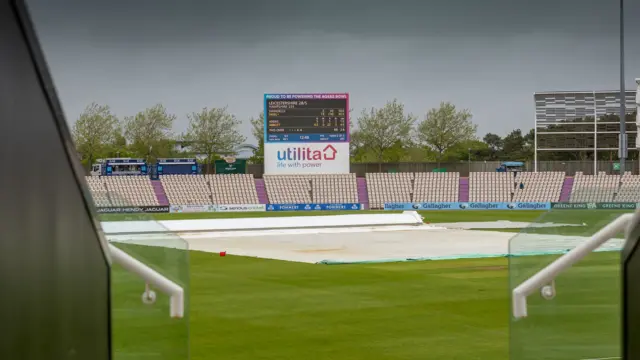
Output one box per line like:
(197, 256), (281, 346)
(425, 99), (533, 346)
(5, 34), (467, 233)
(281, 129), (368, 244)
(512, 213), (633, 319)
(109, 244), (184, 318)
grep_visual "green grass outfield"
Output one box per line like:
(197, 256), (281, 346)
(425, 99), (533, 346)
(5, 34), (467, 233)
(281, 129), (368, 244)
(109, 210), (631, 360)
(99, 209), (545, 222)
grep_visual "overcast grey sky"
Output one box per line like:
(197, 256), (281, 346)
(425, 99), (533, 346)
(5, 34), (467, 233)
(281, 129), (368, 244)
(25, 0), (640, 145)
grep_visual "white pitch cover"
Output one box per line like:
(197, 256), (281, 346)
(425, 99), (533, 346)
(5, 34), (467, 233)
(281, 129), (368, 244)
(264, 142), (350, 175)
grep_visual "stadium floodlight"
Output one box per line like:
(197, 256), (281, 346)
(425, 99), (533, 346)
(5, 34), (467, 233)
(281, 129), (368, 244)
(512, 213), (634, 319)
(108, 244), (184, 318)
(619, 0), (627, 174)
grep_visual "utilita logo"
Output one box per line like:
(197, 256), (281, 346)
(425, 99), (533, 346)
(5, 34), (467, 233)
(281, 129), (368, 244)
(277, 145), (337, 161)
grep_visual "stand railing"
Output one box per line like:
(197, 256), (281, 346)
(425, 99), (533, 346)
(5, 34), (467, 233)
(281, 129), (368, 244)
(109, 243), (184, 318)
(512, 213), (633, 319)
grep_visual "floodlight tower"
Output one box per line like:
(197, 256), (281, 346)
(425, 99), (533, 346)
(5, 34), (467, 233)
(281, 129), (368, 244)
(619, 0), (626, 175)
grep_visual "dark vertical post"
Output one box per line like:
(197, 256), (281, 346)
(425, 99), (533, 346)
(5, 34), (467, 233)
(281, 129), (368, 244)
(0, 0), (111, 358)
(619, 0), (627, 175)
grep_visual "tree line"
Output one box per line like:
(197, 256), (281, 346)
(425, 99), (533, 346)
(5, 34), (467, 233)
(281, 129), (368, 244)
(72, 103), (247, 170)
(348, 99), (534, 165)
(72, 100), (634, 170)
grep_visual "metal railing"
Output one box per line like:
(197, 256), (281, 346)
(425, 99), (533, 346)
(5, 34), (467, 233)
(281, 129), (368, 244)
(109, 243), (184, 318)
(512, 213), (634, 319)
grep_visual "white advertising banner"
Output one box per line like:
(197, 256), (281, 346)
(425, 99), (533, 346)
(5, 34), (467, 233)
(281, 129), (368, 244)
(170, 204), (217, 213)
(264, 142), (350, 175)
(216, 204), (266, 212)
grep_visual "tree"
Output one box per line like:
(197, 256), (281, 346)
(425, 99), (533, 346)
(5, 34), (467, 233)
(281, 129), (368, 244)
(183, 106), (246, 171)
(416, 102), (477, 166)
(501, 129), (527, 160)
(349, 130), (366, 162)
(248, 112), (264, 164)
(124, 104), (175, 161)
(482, 133), (503, 160)
(442, 139), (490, 162)
(354, 99), (416, 163)
(522, 128), (535, 159)
(72, 103), (120, 169)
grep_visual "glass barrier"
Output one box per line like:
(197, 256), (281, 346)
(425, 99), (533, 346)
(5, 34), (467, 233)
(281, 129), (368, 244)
(509, 209), (627, 360)
(100, 195), (189, 360)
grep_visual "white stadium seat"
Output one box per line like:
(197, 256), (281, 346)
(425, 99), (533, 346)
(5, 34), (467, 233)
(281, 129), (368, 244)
(512, 172), (565, 202)
(365, 173), (413, 209)
(104, 176), (159, 207)
(85, 171), (640, 209)
(207, 174), (260, 205)
(160, 174), (212, 205)
(263, 174), (358, 204)
(570, 172), (619, 202)
(413, 172), (460, 203)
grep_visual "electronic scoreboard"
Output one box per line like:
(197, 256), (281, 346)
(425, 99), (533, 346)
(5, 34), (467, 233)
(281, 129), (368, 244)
(264, 93), (349, 143)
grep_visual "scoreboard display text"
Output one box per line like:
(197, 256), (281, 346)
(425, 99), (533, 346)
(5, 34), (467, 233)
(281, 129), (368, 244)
(264, 93), (349, 142)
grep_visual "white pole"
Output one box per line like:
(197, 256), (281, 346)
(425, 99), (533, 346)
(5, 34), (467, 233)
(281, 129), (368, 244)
(109, 244), (184, 318)
(534, 126), (538, 172)
(512, 213), (633, 319)
(533, 93), (538, 172)
(619, 0), (627, 175)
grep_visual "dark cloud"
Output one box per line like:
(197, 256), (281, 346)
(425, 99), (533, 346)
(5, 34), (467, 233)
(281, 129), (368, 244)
(28, 0), (628, 46)
(22, 0), (640, 141)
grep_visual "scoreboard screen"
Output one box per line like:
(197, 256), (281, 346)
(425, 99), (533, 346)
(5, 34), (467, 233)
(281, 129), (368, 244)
(264, 93), (349, 142)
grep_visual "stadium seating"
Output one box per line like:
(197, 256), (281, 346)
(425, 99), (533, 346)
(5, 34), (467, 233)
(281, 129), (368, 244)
(312, 174), (358, 204)
(512, 171), (565, 202)
(160, 174), (212, 205)
(617, 173), (640, 202)
(103, 176), (159, 206)
(413, 172), (459, 202)
(85, 176), (111, 207)
(84, 170), (640, 209)
(263, 174), (359, 204)
(263, 175), (312, 204)
(207, 174), (260, 204)
(366, 172), (413, 209)
(469, 172), (513, 202)
(570, 172), (619, 202)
